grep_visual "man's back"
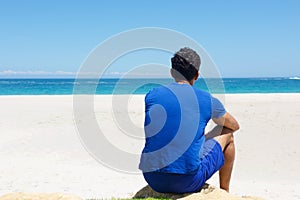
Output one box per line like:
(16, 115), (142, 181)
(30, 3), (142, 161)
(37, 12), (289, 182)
(139, 82), (213, 173)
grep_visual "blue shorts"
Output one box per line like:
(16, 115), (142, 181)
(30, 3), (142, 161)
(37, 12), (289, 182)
(143, 139), (224, 193)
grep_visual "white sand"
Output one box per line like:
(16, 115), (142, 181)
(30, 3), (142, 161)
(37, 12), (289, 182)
(0, 94), (299, 199)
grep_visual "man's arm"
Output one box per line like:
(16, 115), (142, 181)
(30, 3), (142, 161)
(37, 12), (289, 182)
(212, 112), (240, 131)
(205, 112), (239, 140)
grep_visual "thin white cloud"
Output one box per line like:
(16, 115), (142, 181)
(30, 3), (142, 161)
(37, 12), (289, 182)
(0, 70), (77, 76)
(107, 71), (125, 75)
(0, 70), (170, 78)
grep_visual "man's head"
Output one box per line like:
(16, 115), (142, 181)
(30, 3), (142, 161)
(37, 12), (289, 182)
(171, 47), (201, 82)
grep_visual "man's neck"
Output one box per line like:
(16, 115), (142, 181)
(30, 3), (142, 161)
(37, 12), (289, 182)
(175, 79), (194, 85)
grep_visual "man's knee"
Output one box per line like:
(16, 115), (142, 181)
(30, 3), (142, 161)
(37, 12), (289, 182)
(229, 133), (234, 143)
(215, 132), (234, 151)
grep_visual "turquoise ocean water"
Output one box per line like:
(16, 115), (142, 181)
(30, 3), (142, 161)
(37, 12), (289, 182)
(0, 77), (299, 95)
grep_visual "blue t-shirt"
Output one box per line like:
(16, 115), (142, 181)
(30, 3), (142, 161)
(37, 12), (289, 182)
(139, 82), (226, 174)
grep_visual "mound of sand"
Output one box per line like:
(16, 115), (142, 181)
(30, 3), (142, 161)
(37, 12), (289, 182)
(133, 185), (265, 200)
(0, 193), (82, 200)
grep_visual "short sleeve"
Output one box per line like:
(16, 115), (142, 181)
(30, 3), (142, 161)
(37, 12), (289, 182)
(211, 96), (226, 119)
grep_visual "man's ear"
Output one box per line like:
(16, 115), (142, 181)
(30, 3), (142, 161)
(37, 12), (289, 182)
(194, 72), (200, 81)
(170, 68), (175, 78)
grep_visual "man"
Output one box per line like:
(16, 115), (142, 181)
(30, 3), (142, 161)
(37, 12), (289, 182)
(139, 47), (239, 193)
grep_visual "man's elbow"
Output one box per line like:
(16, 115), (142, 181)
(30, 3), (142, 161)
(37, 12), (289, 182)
(232, 122), (240, 132)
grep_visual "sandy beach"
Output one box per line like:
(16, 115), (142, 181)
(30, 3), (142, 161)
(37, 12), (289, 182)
(0, 94), (299, 199)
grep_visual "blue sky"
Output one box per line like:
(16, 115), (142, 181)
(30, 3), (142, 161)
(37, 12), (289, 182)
(0, 0), (299, 78)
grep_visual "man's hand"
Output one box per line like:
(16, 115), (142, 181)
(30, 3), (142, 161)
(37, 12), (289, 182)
(212, 112), (240, 132)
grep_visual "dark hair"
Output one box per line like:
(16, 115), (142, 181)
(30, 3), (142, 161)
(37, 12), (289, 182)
(171, 47), (201, 81)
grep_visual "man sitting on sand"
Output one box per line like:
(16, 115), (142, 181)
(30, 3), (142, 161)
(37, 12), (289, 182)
(139, 47), (239, 193)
